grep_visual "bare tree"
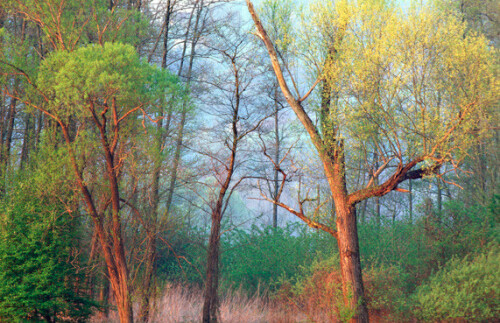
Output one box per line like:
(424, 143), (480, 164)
(195, 18), (267, 322)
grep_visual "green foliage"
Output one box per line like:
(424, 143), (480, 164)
(221, 224), (328, 294)
(156, 225), (207, 287)
(37, 42), (177, 120)
(156, 223), (332, 294)
(362, 263), (408, 319)
(0, 147), (96, 322)
(279, 253), (405, 322)
(413, 245), (500, 322)
(302, 0), (497, 173)
(359, 197), (499, 292)
(288, 253), (350, 321)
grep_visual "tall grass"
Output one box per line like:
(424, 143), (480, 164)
(90, 283), (306, 323)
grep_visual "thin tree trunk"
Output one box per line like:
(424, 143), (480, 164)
(409, 179), (413, 223)
(202, 150), (236, 322)
(0, 92), (6, 151)
(34, 110), (43, 151)
(99, 268), (110, 319)
(202, 41), (240, 322)
(161, 0), (172, 69)
(359, 199), (367, 224)
(272, 85), (279, 228)
(20, 112), (33, 169)
(437, 179), (442, 219)
(137, 2), (174, 319)
(3, 96), (16, 164)
(138, 232), (156, 322)
(165, 0), (202, 215)
(137, 107), (164, 323)
(165, 110), (186, 215)
(0, 94), (16, 192)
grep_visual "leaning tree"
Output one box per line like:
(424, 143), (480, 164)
(247, 0), (497, 321)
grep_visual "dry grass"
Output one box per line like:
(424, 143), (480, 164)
(89, 283), (308, 323)
(89, 280), (402, 322)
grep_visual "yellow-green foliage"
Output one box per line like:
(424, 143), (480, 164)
(414, 245), (500, 322)
(300, 0), (497, 168)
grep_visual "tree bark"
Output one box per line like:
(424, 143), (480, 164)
(97, 100), (133, 323)
(335, 203), (369, 322)
(272, 84), (280, 228)
(202, 211), (222, 323)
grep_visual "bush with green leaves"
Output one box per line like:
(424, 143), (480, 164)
(413, 244), (499, 322)
(156, 225), (208, 287)
(221, 224), (330, 294)
(0, 147), (96, 322)
(359, 197), (499, 292)
(157, 223), (332, 294)
(279, 252), (407, 322)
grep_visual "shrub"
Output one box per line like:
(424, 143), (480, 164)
(221, 223), (330, 294)
(282, 253), (407, 322)
(0, 148), (96, 322)
(413, 244), (500, 322)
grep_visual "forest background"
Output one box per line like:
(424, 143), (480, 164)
(0, 0), (498, 322)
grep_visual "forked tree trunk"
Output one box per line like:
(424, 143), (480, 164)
(92, 217), (133, 323)
(58, 110), (133, 323)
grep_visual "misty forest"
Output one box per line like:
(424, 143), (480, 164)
(0, 0), (498, 322)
